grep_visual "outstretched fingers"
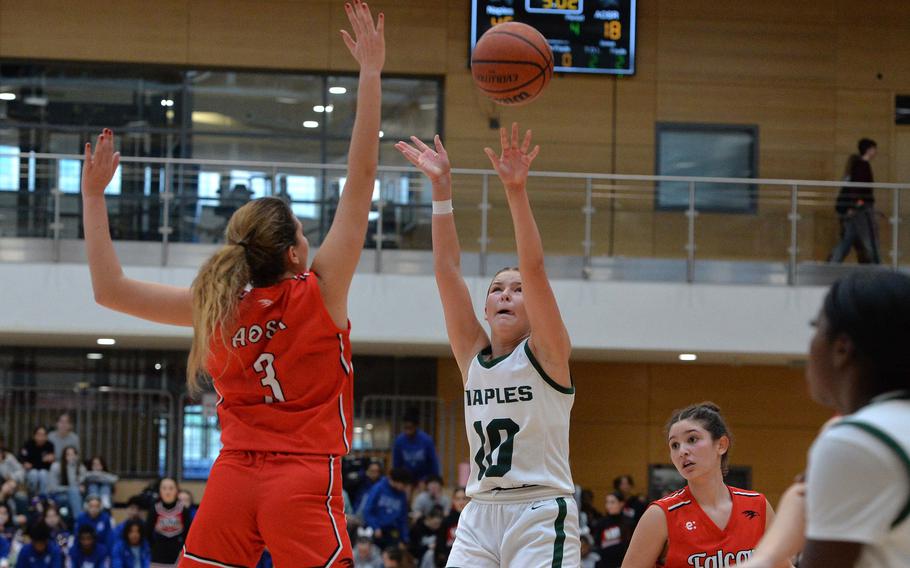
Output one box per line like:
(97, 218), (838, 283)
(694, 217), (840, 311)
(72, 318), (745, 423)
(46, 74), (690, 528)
(394, 142), (421, 166)
(433, 134), (446, 156)
(510, 122), (520, 149)
(483, 147), (499, 169)
(410, 136), (433, 154)
(520, 129), (533, 154)
(527, 144), (540, 163)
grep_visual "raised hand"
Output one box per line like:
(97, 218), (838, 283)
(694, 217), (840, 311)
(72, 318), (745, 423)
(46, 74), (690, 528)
(340, 0), (385, 72)
(81, 128), (121, 198)
(395, 135), (451, 183)
(484, 122), (540, 191)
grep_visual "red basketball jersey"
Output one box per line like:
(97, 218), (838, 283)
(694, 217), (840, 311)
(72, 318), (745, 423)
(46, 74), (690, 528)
(653, 485), (767, 568)
(206, 272), (353, 456)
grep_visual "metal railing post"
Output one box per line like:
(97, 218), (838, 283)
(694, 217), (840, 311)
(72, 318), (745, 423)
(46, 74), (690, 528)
(159, 162), (174, 266)
(891, 188), (901, 269)
(788, 185), (800, 285)
(374, 199), (385, 273)
(479, 174), (490, 277)
(685, 181), (697, 283)
(50, 187), (62, 262)
(582, 177), (594, 279)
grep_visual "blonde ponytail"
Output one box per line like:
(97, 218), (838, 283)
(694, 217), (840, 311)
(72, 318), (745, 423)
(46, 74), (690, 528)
(187, 244), (249, 394)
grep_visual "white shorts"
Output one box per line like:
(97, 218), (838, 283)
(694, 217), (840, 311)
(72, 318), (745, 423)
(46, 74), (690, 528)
(446, 496), (580, 568)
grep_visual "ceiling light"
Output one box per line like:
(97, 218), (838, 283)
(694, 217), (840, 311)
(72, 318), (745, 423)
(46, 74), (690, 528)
(97, 338), (116, 345)
(160, 99), (174, 107)
(302, 121), (319, 128)
(378, 130), (384, 138)
(86, 353), (103, 360)
(276, 96), (299, 104)
(678, 353), (697, 361)
(0, 92), (15, 101)
(329, 87), (347, 95)
(324, 104), (333, 113)
(154, 363), (162, 370)
(314, 105), (325, 112)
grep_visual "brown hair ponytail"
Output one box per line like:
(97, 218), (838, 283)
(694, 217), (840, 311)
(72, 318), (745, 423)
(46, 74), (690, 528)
(186, 197), (299, 394)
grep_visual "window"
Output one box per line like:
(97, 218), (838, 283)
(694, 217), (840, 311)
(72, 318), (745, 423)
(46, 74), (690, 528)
(897, 95), (910, 125)
(0, 145), (19, 190)
(656, 123), (758, 213)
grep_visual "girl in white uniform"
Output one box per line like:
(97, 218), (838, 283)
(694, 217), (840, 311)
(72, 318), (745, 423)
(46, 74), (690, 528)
(396, 123), (580, 567)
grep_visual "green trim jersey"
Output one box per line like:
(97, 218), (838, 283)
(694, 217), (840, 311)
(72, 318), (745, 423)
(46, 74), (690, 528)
(464, 338), (575, 502)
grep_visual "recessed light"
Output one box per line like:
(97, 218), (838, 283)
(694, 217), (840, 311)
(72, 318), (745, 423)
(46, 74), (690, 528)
(0, 92), (16, 101)
(313, 105), (325, 112)
(160, 99), (174, 107)
(365, 423), (374, 430)
(324, 104), (334, 113)
(378, 130), (384, 138)
(328, 87), (347, 95)
(97, 338), (116, 345)
(154, 363), (162, 370)
(678, 353), (697, 361)
(302, 121), (319, 128)
(86, 353), (103, 360)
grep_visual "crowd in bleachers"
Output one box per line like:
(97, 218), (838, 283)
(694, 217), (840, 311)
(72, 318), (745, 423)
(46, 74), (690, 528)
(3, 411), (652, 567)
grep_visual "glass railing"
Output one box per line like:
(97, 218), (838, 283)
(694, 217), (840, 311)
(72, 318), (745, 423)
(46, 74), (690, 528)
(1, 151), (908, 285)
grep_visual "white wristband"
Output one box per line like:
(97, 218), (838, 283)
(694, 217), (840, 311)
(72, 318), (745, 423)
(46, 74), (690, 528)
(432, 199), (453, 215)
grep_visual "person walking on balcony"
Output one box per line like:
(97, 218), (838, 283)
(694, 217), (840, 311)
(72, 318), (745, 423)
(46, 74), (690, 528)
(79, 1), (385, 565)
(829, 138), (881, 264)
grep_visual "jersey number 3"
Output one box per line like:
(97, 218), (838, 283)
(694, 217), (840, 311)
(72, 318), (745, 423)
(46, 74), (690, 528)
(472, 418), (520, 479)
(254, 353), (285, 403)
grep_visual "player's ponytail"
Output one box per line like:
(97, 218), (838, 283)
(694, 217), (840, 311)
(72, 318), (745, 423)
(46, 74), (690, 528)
(666, 401), (733, 476)
(186, 197), (299, 394)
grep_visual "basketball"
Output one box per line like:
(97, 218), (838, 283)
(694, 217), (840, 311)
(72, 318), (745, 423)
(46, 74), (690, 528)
(471, 22), (553, 106)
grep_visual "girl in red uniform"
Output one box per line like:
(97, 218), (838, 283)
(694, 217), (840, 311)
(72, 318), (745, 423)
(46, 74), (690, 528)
(79, 2), (384, 565)
(622, 403), (787, 568)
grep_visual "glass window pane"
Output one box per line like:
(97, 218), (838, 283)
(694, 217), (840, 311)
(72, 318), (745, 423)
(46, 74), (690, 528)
(0, 144), (19, 190)
(656, 124), (757, 213)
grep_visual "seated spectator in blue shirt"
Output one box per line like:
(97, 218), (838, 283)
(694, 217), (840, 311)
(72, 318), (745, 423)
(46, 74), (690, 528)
(0, 530), (9, 565)
(16, 522), (63, 568)
(392, 410), (440, 483)
(69, 524), (109, 567)
(111, 519), (150, 568)
(352, 461), (384, 515)
(361, 468), (413, 550)
(113, 496), (147, 552)
(75, 496), (114, 552)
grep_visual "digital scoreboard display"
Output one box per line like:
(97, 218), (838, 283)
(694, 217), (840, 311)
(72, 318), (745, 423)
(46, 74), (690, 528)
(471, 0), (637, 75)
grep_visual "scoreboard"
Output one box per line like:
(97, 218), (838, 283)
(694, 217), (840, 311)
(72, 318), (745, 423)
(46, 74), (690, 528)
(471, 0), (637, 75)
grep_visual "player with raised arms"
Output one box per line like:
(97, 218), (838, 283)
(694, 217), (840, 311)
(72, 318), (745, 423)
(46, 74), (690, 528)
(622, 403), (787, 568)
(79, 2), (383, 565)
(395, 123), (580, 567)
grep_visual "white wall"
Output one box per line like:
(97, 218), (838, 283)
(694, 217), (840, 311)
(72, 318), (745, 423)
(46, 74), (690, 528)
(0, 262), (827, 362)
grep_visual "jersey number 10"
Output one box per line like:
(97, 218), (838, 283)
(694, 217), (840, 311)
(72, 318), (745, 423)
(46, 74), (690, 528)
(254, 353), (286, 403)
(472, 418), (520, 479)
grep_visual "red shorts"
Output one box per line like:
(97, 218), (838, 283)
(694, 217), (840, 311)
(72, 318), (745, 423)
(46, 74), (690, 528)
(179, 451), (352, 568)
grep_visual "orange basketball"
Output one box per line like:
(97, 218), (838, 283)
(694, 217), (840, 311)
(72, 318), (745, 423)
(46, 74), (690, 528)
(471, 22), (553, 106)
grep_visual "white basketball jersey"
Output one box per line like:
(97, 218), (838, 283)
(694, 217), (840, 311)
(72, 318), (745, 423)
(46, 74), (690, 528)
(464, 338), (575, 501)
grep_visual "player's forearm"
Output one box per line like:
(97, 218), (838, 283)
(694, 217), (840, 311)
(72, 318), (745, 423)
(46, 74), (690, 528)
(505, 184), (546, 273)
(82, 193), (127, 306)
(344, 70), (381, 191)
(431, 176), (463, 278)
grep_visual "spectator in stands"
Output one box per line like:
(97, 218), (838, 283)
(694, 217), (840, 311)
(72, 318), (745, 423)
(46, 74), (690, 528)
(0, 504), (11, 565)
(69, 524), (109, 567)
(353, 461), (384, 514)
(111, 519), (150, 568)
(41, 505), (70, 555)
(46, 414), (80, 465)
(613, 475), (646, 530)
(84, 456), (118, 511)
(579, 488), (601, 527)
(408, 505), (443, 566)
(830, 138), (881, 264)
(362, 468), (412, 550)
(146, 478), (190, 567)
(15, 522), (62, 568)
(392, 410), (440, 484)
(434, 487), (467, 568)
(0, 482), (26, 532)
(353, 529), (383, 568)
(47, 447), (85, 518)
(0, 437), (24, 487)
(18, 427), (54, 495)
(411, 476), (450, 520)
(75, 496), (114, 553)
(113, 495), (147, 552)
(381, 546), (414, 568)
(580, 531), (601, 568)
(176, 490), (197, 523)
(591, 491), (631, 568)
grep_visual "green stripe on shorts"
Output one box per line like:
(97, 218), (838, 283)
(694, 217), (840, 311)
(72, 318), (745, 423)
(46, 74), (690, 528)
(552, 497), (567, 568)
